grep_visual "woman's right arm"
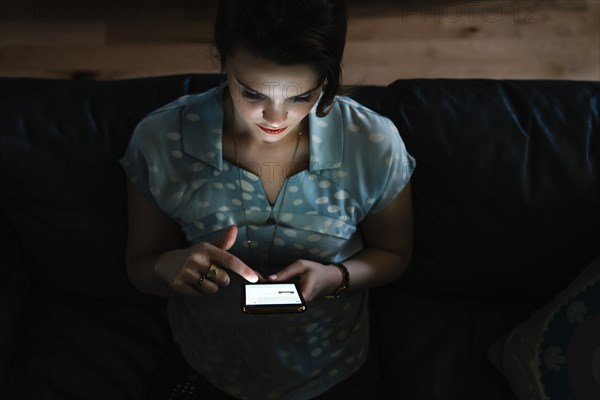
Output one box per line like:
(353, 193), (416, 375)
(124, 181), (190, 297)
(124, 182), (259, 298)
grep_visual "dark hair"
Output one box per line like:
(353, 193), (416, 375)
(213, 0), (347, 117)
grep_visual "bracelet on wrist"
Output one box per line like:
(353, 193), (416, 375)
(324, 262), (349, 299)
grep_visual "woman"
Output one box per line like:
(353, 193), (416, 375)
(120, 0), (415, 398)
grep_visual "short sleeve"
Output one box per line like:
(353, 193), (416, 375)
(118, 86), (228, 227)
(119, 119), (162, 208)
(368, 118), (416, 214)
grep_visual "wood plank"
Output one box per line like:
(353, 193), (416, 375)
(106, 21), (214, 45)
(342, 38), (599, 84)
(346, 0), (596, 17)
(0, 0), (207, 22)
(0, 44), (220, 80)
(347, 2), (599, 40)
(2, 34), (596, 83)
(0, 0), (597, 82)
(0, 22), (107, 46)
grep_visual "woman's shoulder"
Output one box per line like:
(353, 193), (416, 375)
(333, 95), (393, 127)
(325, 95), (402, 152)
(142, 84), (224, 121)
(327, 96), (415, 212)
(133, 83), (226, 140)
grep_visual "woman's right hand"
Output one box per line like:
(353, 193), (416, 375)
(153, 225), (260, 297)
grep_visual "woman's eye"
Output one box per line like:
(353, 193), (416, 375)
(290, 94), (314, 103)
(241, 90), (264, 101)
(240, 90), (313, 103)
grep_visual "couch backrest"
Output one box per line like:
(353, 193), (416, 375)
(0, 75), (225, 303)
(382, 79), (600, 302)
(0, 74), (387, 303)
(1, 75), (598, 305)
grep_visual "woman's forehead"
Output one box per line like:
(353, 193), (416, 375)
(226, 50), (321, 94)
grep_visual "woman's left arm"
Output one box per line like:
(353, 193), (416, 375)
(269, 181), (414, 301)
(338, 180), (414, 291)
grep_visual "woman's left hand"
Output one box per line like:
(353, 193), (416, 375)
(267, 260), (343, 302)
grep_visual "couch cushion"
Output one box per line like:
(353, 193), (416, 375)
(5, 283), (172, 400)
(487, 254), (600, 400)
(0, 210), (29, 396)
(382, 79), (600, 301)
(370, 285), (524, 400)
(0, 74), (224, 302)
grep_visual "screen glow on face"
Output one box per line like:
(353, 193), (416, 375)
(225, 48), (322, 144)
(245, 283), (302, 305)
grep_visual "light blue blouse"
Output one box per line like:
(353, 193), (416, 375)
(120, 81), (415, 400)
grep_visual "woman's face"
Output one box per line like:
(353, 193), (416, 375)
(224, 48), (323, 144)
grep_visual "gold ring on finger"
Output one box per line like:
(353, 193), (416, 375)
(206, 263), (220, 281)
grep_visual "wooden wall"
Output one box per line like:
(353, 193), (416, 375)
(0, 0), (598, 84)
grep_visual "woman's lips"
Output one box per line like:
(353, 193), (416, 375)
(257, 124), (287, 134)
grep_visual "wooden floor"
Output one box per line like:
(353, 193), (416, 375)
(0, 0), (598, 84)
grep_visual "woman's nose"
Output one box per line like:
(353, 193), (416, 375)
(262, 106), (288, 127)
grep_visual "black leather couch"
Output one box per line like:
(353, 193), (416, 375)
(1, 74), (598, 400)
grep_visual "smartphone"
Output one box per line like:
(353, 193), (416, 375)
(242, 282), (306, 314)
